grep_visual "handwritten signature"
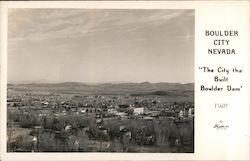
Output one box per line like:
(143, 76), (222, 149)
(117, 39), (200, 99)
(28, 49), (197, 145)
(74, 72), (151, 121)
(213, 120), (229, 130)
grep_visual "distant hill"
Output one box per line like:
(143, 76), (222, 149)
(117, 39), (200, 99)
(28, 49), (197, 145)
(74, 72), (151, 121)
(7, 82), (194, 97)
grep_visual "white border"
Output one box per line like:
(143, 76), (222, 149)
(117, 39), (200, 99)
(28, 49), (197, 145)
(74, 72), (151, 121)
(1, 1), (249, 161)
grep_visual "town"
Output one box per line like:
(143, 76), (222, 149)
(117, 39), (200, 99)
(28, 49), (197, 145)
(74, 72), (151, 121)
(7, 83), (194, 153)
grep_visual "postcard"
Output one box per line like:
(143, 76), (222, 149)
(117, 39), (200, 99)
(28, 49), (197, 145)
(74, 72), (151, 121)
(0, 1), (249, 160)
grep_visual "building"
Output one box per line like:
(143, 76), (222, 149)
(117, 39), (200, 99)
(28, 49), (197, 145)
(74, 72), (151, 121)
(133, 107), (144, 115)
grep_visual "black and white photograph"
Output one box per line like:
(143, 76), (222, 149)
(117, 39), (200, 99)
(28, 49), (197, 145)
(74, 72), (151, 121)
(7, 9), (194, 153)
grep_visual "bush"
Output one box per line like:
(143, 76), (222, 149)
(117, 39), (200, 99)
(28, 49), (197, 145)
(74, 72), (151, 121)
(19, 113), (39, 128)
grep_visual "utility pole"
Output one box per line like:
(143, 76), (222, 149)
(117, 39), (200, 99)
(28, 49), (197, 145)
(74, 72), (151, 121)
(34, 126), (43, 152)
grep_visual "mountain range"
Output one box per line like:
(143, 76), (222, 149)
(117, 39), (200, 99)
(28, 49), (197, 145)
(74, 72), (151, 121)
(8, 82), (194, 97)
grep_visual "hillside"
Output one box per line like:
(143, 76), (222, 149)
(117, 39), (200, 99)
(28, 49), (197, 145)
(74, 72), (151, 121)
(7, 82), (194, 97)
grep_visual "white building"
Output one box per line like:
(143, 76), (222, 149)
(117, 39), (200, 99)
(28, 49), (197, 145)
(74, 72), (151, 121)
(107, 108), (117, 114)
(133, 107), (144, 115)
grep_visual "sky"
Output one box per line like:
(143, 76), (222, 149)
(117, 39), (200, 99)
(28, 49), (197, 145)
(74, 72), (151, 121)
(8, 9), (194, 83)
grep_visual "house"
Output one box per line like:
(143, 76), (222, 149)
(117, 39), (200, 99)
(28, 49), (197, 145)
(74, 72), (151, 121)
(133, 107), (144, 115)
(144, 111), (161, 118)
(124, 131), (132, 139)
(96, 119), (103, 124)
(115, 112), (127, 117)
(164, 111), (179, 118)
(65, 125), (72, 131)
(42, 101), (49, 108)
(143, 116), (154, 120)
(119, 125), (126, 131)
(107, 108), (117, 114)
(179, 110), (184, 118)
(80, 109), (86, 113)
(188, 108), (192, 116)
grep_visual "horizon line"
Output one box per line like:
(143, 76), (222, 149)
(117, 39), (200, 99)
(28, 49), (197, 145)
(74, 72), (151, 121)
(7, 80), (194, 85)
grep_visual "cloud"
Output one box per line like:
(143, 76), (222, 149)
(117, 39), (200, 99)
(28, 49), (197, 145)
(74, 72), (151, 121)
(8, 9), (193, 41)
(8, 9), (194, 83)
